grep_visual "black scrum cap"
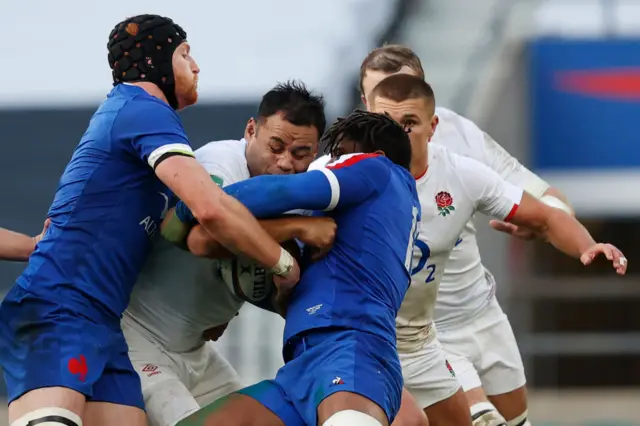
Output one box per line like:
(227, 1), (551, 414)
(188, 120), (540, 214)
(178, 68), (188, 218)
(107, 14), (187, 109)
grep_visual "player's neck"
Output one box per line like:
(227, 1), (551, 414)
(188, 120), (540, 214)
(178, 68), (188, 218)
(129, 82), (169, 105)
(411, 150), (429, 180)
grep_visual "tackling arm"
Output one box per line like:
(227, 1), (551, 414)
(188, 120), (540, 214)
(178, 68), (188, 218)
(187, 216), (336, 259)
(172, 154), (388, 225)
(119, 99), (289, 274)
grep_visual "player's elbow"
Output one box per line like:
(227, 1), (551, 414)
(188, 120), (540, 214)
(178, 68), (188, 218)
(189, 194), (228, 226)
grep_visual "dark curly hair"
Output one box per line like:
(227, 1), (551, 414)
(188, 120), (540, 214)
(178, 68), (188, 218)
(322, 110), (412, 170)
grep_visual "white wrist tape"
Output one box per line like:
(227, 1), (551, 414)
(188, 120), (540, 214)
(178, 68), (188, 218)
(540, 194), (573, 215)
(271, 247), (294, 276)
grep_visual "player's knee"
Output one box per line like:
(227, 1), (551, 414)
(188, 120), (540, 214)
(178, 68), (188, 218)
(322, 410), (384, 426)
(11, 407), (82, 426)
(505, 410), (529, 426)
(470, 402), (507, 426)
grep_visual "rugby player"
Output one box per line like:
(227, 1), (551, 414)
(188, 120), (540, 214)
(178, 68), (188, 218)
(366, 74), (627, 426)
(122, 81), (333, 426)
(0, 15), (299, 426)
(0, 222), (48, 261)
(356, 44), (572, 426)
(172, 110), (421, 426)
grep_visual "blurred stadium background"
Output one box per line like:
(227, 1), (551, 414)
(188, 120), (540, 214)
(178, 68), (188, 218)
(1, 0), (639, 424)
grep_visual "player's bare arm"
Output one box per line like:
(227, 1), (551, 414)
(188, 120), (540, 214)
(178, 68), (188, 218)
(0, 220), (50, 261)
(0, 228), (39, 261)
(155, 155), (300, 285)
(186, 215), (336, 258)
(508, 192), (627, 275)
(490, 187), (574, 240)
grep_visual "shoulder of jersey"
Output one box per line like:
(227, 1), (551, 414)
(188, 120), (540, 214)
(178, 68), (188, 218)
(195, 139), (247, 160)
(326, 153), (382, 169)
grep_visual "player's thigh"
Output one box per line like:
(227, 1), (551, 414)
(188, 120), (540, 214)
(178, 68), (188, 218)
(391, 388), (429, 426)
(191, 342), (244, 407)
(86, 336), (147, 424)
(219, 382), (301, 426)
(399, 339), (461, 411)
(474, 314), (526, 398)
(124, 328), (199, 426)
(438, 325), (483, 394)
(280, 329), (403, 425)
(8, 387), (85, 425)
(318, 391), (389, 426)
(0, 285), (116, 423)
(84, 401), (146, 426)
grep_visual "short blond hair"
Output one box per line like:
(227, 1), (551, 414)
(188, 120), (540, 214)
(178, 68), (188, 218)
(359, 44), (425, 94)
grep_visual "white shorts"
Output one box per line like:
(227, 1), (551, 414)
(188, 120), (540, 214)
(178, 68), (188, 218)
(437, 298), (526, 396)
(400, 338), (462, 409)
(123, 320), (243, 426)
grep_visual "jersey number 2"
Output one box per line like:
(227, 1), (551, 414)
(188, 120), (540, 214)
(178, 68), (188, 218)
(411, 240), (436, 283)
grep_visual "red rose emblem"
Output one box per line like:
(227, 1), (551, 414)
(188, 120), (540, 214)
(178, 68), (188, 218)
(435, 191), (453, 208)
(435, 191), (455, 217)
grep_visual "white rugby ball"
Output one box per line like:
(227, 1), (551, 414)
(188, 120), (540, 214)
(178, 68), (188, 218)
(219, 256), (275, 303)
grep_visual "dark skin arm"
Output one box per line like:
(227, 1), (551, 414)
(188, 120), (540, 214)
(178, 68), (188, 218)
(186, 215), (336, 259)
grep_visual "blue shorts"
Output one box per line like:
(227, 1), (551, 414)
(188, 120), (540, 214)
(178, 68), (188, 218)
(0, 285), (144, 409)
(238, 328), (403, 426)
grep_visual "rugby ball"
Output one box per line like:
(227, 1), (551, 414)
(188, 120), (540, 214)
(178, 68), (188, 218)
(219, 240), (301, 303)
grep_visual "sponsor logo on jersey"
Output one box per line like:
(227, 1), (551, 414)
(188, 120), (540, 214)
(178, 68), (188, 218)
(331, 376), (345, 385)
(210, 175), (224, 187)
(435, 191), (455, 217)
(445, 359), (456, 377)
(142, 363), (161, 377)
(306, 304), (322, 315)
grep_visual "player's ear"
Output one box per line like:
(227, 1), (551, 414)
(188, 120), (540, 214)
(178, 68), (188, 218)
(428, 114), (439, 142)
(361, 94), (367, 108)
(244, 118), (257, 140)
(374, 149), (386, 157)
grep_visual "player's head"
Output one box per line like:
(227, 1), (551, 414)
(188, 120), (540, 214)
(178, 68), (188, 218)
(322, 110), (412, 171)
(107, 15), (200, 110)
(359, 44), (424, 106)
(367, 74), (438, 162)
(245, 81), (326, 176)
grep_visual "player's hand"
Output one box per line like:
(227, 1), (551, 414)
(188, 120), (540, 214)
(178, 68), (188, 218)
(202, 322), (229, 341)
(273, 257), (301, 292)
(489, 219), (540, 241)
(580, 243), (627, 275)
(33, 218), (51, 245)
(298, 217), (337, 251)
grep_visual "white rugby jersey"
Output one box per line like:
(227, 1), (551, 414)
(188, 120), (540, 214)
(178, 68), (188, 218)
(123, 139), (250, 353)
(396, 143), (523, 353)
(430, 107), (550, 330)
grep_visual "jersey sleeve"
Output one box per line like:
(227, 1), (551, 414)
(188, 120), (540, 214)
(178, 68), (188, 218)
(307, 154), (332, 171)
(114, 97), (194, 169)
(456, 113), (551, 198)
(195, 142), (248, 187)
(454, 154), (524, 221)
(222, 154), (390, 217)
